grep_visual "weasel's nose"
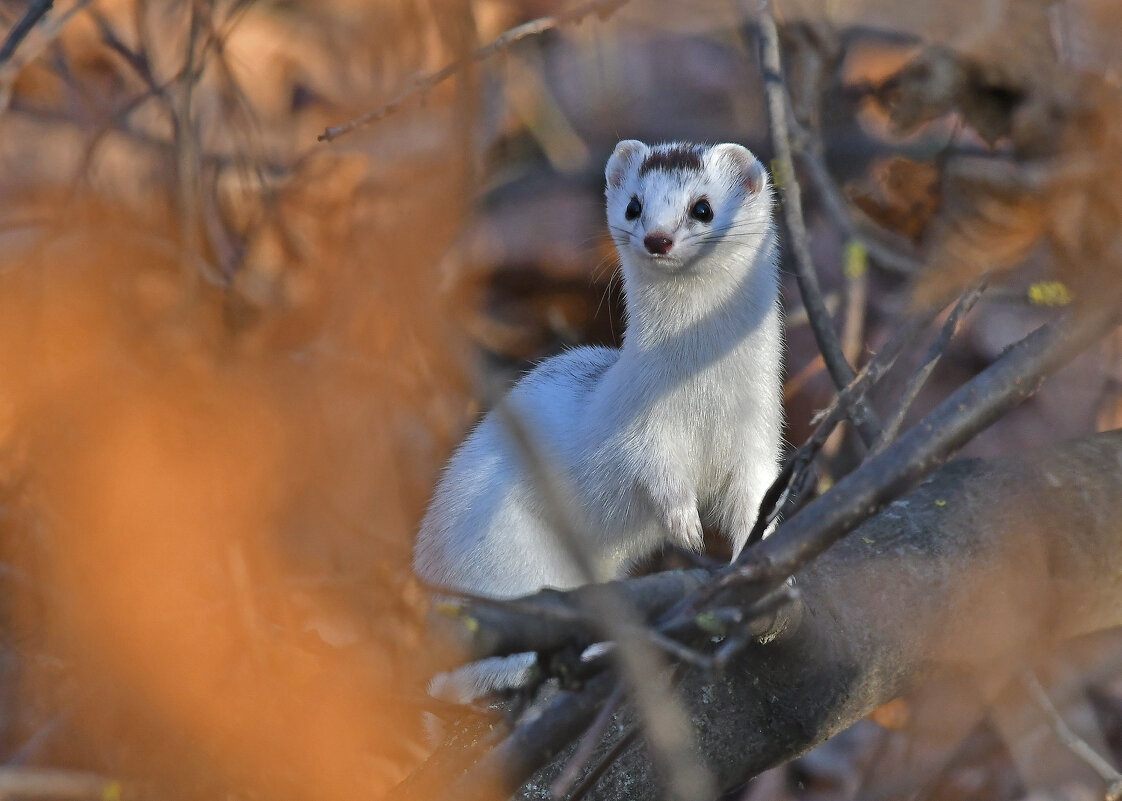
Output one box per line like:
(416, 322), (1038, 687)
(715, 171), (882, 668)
(643, 234), (673, 255)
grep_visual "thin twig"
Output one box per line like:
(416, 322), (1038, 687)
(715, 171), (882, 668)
(1021, 671), (1122, 799)
(637, 628), (711, 668)
(839, 245), (869, 376)
(563, 724), (641, 801)
(9, 96), (288, 176)
(753, 2), (883, 446)
(550, 685), (624, 799)
(489, 396), (716, 801)
(318, 0), (629, 143)
(725, 302), (1119, 597)
(88, 8), (154, 87)
(173, 2), (203, 292)
(710, 581), (802, 673)
(432, 568), (712, 664)
(393, 670), (617, 801)
(418, 303), (1118, 801)
(0, 0), (54, 66)
(662, 300), (1117, 641)
(0, 0), (93, 111)
(743, 310), (935, 549)
(793, 121), (922, 275)
(872, 282), (987, 453)
(423, 579), (583, 622)
(3, 716), (64, 767)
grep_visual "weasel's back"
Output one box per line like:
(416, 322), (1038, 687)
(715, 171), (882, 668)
(413, 345), (618, 596)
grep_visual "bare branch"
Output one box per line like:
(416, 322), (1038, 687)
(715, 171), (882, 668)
(872, 281), (987, 453)
(1020, 671), (1122, 798)
(743, 307), (936, 549)
(753, 2), (883, 446)
(385, 670), (618, 801)
(561, 724), (639, 801)
(549, 686), (623, 799)
(430, 568), (711, 664)
(0, 0), (94, 111)
(486, 399), (716, 801)
(318, 0), (630, 143)
(0, 0), (54, 66)
(792, 121), (923, 275)
(410, 428), (1122, 801)
(411, 298), (1118, 801)
(726, 304), (1119, 601)
(539, 430), (1122, 798)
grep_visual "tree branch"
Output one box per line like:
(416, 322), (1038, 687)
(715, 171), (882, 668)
(753, 3), (883, 446)
(743, 306), (937, 550)
(484, 396), (716, 800)
(872, 281), (987, 453)
(725, 305), (1117, 600)
(1020, 671), (1122, 798)
(318, 0), (630, 143)
(397, 304), (1120, 801)
(0, 0), (54, 66)
(522, 429), (1122, 798)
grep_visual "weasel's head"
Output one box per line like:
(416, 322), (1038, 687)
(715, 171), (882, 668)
(604, 140), (772, 277)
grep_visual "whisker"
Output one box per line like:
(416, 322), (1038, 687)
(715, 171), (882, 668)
(594, 264), (622, 342)
(590, 251), (619, 284)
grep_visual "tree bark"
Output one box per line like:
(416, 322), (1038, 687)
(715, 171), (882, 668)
(513, 430), (1122, 799)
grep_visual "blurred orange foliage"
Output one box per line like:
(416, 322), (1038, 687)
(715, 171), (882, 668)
(0, 0), (506, 796)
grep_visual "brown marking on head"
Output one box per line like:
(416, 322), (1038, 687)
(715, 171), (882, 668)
(638, 144), (704, 177)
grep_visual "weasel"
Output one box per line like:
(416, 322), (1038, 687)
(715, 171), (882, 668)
(415, 140), (783, 695)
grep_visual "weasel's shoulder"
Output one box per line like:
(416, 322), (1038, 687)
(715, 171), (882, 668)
(516, 346), (618, 394)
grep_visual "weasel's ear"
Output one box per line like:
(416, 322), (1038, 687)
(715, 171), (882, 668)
(605, 140), (646, 189)
(711, 143), (767, 196)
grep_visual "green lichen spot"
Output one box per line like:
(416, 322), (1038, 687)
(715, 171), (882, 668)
(696, 610), (728, 637)
(844, 239), (868, 280)
(1028, 281), (1073, 307)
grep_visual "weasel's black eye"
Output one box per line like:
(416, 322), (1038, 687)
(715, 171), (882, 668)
(690, 198), (713, 223)
(625, 196), (642, 220)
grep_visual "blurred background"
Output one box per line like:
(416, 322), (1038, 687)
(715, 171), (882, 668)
(1, 0), (1121, 799)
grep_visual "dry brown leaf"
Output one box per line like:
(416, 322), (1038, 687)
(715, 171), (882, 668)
(848, 157), (940, 243)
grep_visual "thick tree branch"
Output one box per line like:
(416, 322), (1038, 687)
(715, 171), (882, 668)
(429, 569), (709, 663)
(523, 429), (1122, 798)
(396, 307), (1120, 801)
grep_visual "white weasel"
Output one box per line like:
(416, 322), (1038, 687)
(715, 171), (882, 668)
(415, 141), (783, 692)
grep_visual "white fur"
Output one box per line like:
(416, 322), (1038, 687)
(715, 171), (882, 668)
(414, 141), (783, 695)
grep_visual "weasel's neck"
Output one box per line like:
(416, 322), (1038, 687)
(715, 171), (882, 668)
(619, 234), (780, 372)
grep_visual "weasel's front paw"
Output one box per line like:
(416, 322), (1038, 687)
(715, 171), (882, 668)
(668, 506), (705, 551)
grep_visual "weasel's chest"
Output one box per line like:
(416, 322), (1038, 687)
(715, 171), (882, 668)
(597, 388), (748, 479)
(578, 353), (771, 488)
